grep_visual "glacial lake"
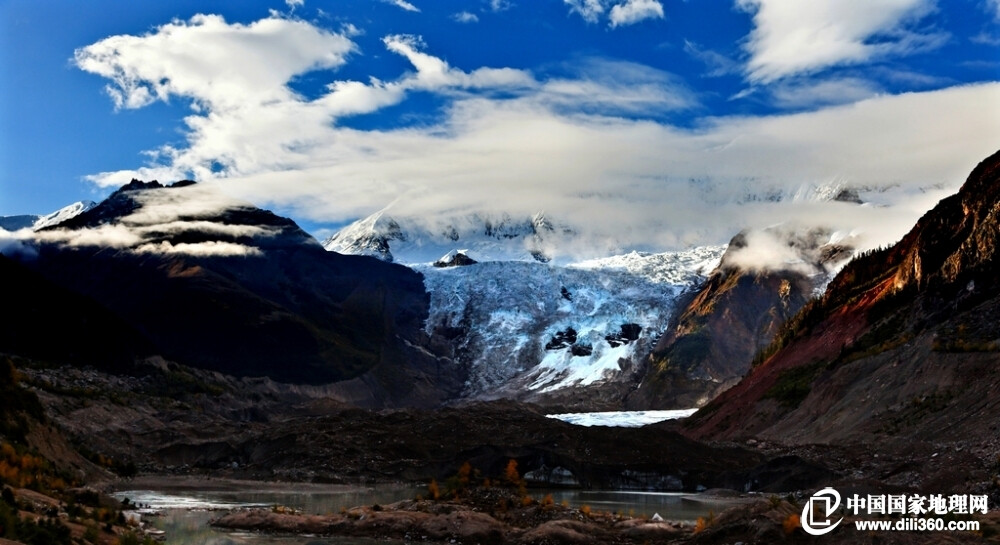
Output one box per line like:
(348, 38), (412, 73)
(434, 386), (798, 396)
(114, 483), (748, 544)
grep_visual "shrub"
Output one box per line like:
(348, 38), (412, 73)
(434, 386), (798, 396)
(457, 461), (472, 486)
(783, 513), (801, 534)
(763, 362), (823, 408)
(541, 494), (554, 508)
(693, 510), (715, 534)
(504, 460), (520, 485)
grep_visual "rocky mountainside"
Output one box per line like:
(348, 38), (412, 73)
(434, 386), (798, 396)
(687, 150), (1000, 450)
(3, 180), (460, 408)
(628, 226), (855, 409)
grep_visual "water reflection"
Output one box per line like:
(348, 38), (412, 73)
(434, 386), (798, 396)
(536, 489), (745, 521)
(115, 486), (420, 545)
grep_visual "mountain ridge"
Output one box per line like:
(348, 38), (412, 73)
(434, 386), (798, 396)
(323, 209), (571, 264)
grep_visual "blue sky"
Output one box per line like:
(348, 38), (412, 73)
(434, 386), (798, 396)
(1, 0), (999, 251)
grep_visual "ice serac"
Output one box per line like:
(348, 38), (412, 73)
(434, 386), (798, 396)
(629, 225), (855, 409)
(10, 180), (460, 408)
(687, 149), (1000, 444)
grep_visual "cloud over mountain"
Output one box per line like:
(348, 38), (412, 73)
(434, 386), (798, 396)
(70, 9), (1000, 259)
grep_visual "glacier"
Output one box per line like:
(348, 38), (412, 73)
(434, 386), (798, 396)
(416, 246), (725, 398)
(546, 409), (699, 427)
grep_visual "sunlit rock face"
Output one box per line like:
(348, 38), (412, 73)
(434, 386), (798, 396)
(688, 150), (1000, 444)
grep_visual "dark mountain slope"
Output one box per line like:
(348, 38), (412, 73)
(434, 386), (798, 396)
(687, 150), (1000, 445)
(629, 260), (812, 408)
(0, 255), (156, 373)
(7, 180), (461, 407)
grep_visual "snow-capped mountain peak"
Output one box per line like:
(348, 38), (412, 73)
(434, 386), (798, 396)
(0, 201), (97, 232)
(33, 201), (98, 230)
(323, 208), (574, 264)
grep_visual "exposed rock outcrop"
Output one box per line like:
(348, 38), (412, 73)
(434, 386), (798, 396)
(629, 226), (854, 409)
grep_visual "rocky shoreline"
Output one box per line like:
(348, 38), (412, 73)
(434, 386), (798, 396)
(209, 487), (1000, 545)
(210, 486), (696, 545)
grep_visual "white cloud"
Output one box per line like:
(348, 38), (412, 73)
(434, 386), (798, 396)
(381, 34), (535, 91)
(609, 0), (664, 27)
(564, 0), (663, 28)
(226, 82), (999, 258)
(536, 59), (698, 115)
(490, 0), (513, 12)
(125, 184), (258, 224)
(74, 14), (356, 110)
(285, 0), (304, 10)
(988, 0), (1000, 19)
(683, 40), (740, 77)
(34, 224), (144, 249)
(452, 11), (479, 23)
(133, 221), (277, 239)
(722, 228), (817, 274)
(340, 23), (364, 37)
(81, 29), (537, 188)
(134, 240), (263, 257)
(768, 77), (883, 108)
(383, 0), (420, 12)
(564, 0), (605, 23)
(873, 67), (949, 87)
(737, 0), (947, 83)
(76, 14), (1000, 261)
(0, 228), (38, 258)
(971, 31), (1000, 46)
